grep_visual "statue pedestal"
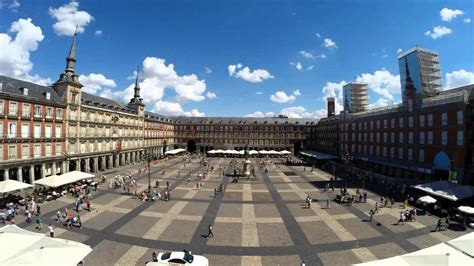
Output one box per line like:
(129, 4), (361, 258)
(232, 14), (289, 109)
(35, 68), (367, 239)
(243, 159), (251, 177)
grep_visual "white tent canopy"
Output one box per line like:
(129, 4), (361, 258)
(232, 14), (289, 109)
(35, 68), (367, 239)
(35, 171), (94, 188)
(447, 232), (474, 256)
(0, 180), (33, 194)
(249, 150), (259, 155)
(417, 195), (437, 204)
(165, 148), (186, 155)
(280, 150), (292, 155)
(412, 181), (474, 202)
(458, 206), (474, 215)
(0, 225), (92, 266)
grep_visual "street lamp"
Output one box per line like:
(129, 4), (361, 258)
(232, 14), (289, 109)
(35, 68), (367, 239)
(144, 150), (154, 194)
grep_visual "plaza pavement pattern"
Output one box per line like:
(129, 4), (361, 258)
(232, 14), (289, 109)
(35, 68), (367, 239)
(12, 157), (471, 266)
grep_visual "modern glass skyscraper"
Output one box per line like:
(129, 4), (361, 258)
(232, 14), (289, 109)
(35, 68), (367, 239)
(398, 47), (442, 102)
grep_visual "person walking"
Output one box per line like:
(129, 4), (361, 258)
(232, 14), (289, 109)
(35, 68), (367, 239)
(369, 209), (374, 221)
(48, 224), (54, 238)
(86, 198), (92, 211)
(206, 224), (214, 239)
(434, 218), (444, 231)
(35, 215), (42, 230)
(326, 199), (331, 209)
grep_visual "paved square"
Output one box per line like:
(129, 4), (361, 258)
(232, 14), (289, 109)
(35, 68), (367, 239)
(10, 157), (472, 265)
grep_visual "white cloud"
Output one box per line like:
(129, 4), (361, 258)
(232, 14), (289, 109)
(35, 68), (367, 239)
(397, 48), (403, 54)
(0, 18), (52, 85)
(153, 100), (205, 117)
(299, 50), (314, 59)
(206, 91), (217, 99)
(318, 54), (326, 59)
(205, 67), (212, 74)
(323, 38), (337, 49)
(463, 18), (471, 23)
(244, 111), (275, 118)
(355, 69), (400, 100)
(293, 89), (301, 96)
(369, 98), (390, 109)
(307, 65), (314, 70)
(78, 73), (116, 94)
(94, 30), (102, 36)
(9, 0), (19, 12)
(446, 69), (474, 89)
(279, 106), (313, 118)
(316, 33), (321, 38)
(290, 61), (302, 70)
(49, 1), (94, 36)
(256, 91), (263, 95)
(425, 26), (452, 39)
(228, 64), (274, 83)
(270, 91), (296, 103)
(440, 8), (464, 22)
(321, 81), (347, 114)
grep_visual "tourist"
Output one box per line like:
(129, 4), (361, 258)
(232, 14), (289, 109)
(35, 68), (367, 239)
(206, 224), (214, 239)
(48, 224), (54, 238)
(363, 191), (367, 202)
(56, 210), (61, 222)
(152, 251), (158, 262)
(86, 198), (92, 211)
(326, 199), (331, 209)
(434, 218), (444, 231)
(35, 215), (42, 230)
(155, 180), (160, 188)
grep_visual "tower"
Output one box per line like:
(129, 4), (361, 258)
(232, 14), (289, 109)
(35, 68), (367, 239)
(128, 68), (145, 117)
(327, 97), (335, 117)
(343, 83), (369, 113)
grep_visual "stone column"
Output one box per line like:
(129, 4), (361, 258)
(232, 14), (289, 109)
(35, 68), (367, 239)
(101, 156), (106, 171)
(3, 169), (9, 180)
(51, 162), (57, 175)
(85, 158), (90, 173)
(76, 160), (81, 171)
(108, 156), (113, 169)
(17, 167), (23, 183)
(121, 154), (125, 166)
(93, 157), (99, 173)
(29, 166), (35, 184)
(62, 161), (68, 174)
(114, 155), (119, 168)
(41, 164), (46, 179)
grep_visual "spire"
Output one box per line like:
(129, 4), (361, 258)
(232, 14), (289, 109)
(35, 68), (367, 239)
(404, 58), (415, 90)
(65, 26), (78, 74)
(134, 66), (141, 98)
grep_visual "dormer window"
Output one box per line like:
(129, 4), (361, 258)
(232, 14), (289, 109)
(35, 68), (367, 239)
(22, 88), (28, 96)
(46, 92), (51, 100)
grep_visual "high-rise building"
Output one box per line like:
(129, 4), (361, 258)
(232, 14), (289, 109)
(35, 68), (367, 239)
(343, 83), (369, 113)
(398, 47), (442, 102)
(327, 97), (335, 117)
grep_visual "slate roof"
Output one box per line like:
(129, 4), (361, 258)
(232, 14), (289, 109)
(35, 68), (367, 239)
(172, 116), (318, 125)
(0, 75), (64, 105)
(81, 92), (128, 110)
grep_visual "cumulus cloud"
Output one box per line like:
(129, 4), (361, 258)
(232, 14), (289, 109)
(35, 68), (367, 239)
(425, 26), (452, 39)
(307, 65), (314, 70)
(270, 90), (301, 103)
(446, 69), (474, 89)
(323, 38), (337, 49)
(463, 18), (471, 23)
(206, 91), (217, 99)
(49, 1), (94, 36)
(290, 61), (302, 70)
(245, 111), (275, 118)
(316, 33), (321, 38)
(94, 30), (102, 36)
(153, 100), (205, 117)
(205, 67), (212, 74)
(369, 98), (390, 109)
(440, 8), (464, 22)
(256, 91), (263, 95)
(228, 63), (274, 83)
(0, 18), (52, 85)
(397, 48), (403, 54)
(9, 0), (20, 12)
(78, 73), (117, 94)
(299, 50), (314, 59)
(279, 106), (314, 118)
(321, 81), (347, 114)
(355, 69), (400, 100)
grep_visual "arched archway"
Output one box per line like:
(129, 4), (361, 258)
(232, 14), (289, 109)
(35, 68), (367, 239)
(293, 141), (302, 155)
(433, 151), (451, 180)
(187, 140), (197, 153)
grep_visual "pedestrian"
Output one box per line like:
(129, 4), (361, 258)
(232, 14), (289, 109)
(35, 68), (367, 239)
(25, 210), (32, 224)
(155, 180), (159, 188)
(35, 216), (42, 230)
(48, 224), (54, 238)
(369, 209), (374, 221)
(301, 260), (306, 266)
(152, 251), (158, 262)
(166, 181), (170, 189)
(206, 224), (214, 239)
(363, 191), (367, 202)
(326, 199), (331, 209)
(434, 218), (444, 231)
(37, 205), (41, 215)
(390, 198), (395, 208)
(86, 198), (92, 211)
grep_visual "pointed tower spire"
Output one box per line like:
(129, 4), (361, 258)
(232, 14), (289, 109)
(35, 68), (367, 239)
(134, 66), (141, 98)
(404, 58), (415, 90)
(65, 26), (78, 74)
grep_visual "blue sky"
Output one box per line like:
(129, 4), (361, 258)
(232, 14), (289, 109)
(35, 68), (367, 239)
(0, 0), (473, 118)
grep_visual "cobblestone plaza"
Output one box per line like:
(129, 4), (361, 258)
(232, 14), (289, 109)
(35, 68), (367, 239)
(14, 156), (469, 265)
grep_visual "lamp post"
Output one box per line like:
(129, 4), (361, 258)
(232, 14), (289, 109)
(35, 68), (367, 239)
(144, 150), (154, 194)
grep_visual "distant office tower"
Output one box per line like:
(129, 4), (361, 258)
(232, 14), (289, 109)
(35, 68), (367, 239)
(327, 97), (335, 117)
(343, 83), (368, 113)
(398, 47), (442, 102)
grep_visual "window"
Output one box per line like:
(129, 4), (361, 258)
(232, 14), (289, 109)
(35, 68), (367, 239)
(71, 93), (77, 104)
(21, 124), (29, 138)
(419, 115), (425, 127)
(9, 102), (18, 116)
(45, 125), (52, 138)
(442, 113), (448, 126)
(428, 114), (433, 126)
(370, 121), (373, 129)
(376, 146), (380, 156)
(383, 132), (387, 142)
(419, 149), (424, 162)
(390, 147), (394, 158)
(409, 132), (413, 144)
(399, 117), (404, 128)
(34, 144), (41, 158)
(377, 133), (380, 142)
(442, 131), (448, 145)
(8, 145), (16, 160)
(21, 145), (29, 159)
(55, 125), (61, 138)
(383, 147), (387, 157)
(457, 131), (463, 146)
(428, 131), (433, 144)
(45, 144), (51, 156)
(409, 116), (413, 127)
(408, 149), (413, 160)
(34, 105), (42, 117)
(56, 109), (63, 119)
(419, 132), (425, 144)
(46, 107), (53, 118)
(0, 100), (4, 115)
(8, 122), (16, 138)
(383, 119), (387, 129)
(408, 100), (413, 112)
(391, 132), (395, 143)
(0, 145), (3, 160)
(457, 111), (463, 125)
(399, 132), (404, 143)
(56, 144), (61, 155)
(34, 124), (41, 138)
(399, 148), (403, 159)
(377, 120), (380, 129)
(391, 119), (395, 128)
(22, 103), (30, 117)
(0, 122), (3, 138)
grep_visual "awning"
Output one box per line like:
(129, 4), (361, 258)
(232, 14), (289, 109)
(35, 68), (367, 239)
(35, 171), (94, 188)
(280, 150), (292, 155)
(417, 195), (437, 204)
(300, 150), (338, 160)
(0, 180), (33, 194)
(165, 148), (186, 155)
(447, 232), (474, 257)
(458, 206), (474, 215)
(0, 225), (92, 266)
(412, 181), (474, 202)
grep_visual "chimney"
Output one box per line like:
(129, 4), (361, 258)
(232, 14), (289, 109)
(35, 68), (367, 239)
(327, 97), (335, 117)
